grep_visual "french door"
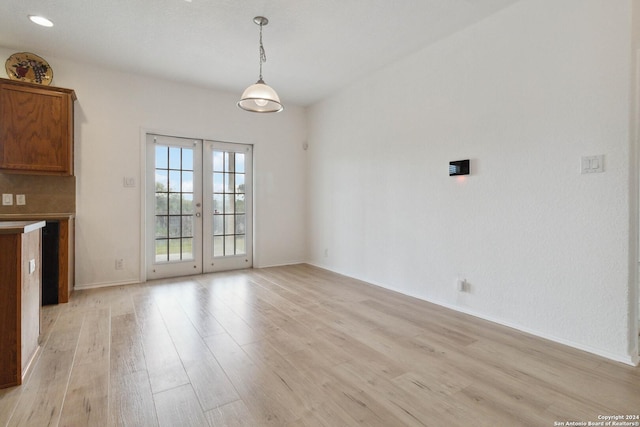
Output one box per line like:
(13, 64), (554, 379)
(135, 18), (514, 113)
(146, 134), (253, 280)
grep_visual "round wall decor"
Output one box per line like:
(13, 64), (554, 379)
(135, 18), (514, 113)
(5, 52), (53, 85)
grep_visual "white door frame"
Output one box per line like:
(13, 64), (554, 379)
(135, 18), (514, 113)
(140, 131), (254, 281)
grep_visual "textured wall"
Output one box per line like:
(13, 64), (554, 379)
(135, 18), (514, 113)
(307, 0), (638, 364)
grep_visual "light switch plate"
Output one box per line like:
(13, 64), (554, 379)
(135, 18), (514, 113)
(581, 155), (605, 174)
(2, 194), (13, 206)
(28, 259), (36, 274)
(16, 194), (26, 205)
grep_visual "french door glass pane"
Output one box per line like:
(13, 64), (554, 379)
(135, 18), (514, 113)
(155, 216), (168, 238)
(169, 238), (181, 260)
(156, 194), (168, 215)
(169, 196), (181, 214)
(156, 239), (168, 262)
(225, 173), (234, 193)
(213, 173), (224, 193)
(182, 216), (193, 237)
(155, 145), (195, 262)
(224, 152), (232, 171)
(235, 194), (245, 213)
(235, 215), (245, 234)
(213, 151), (224, 171)
(225, 236), (235, 256)
(169, 216), (181, 237)
(169, 147), (181, 169)
(181, 238), (193, 258)
(213, 236), (224, 255)
(213, 194), (223, 213)
(169, 170), (181, 192)
(236, 235), (245, 253)
(156, 148), (168, 169)
(224, 194), (235, 214)
(213, 215), (223, 235)
(182, 171), (193, 191)
(156, 170), (168, 189)
(235, 154), (245, 173)
(235, 174), (245, 192)
(224, 215), (235, 235)
(211, 149), (246, 257)
(182, 150), (193, 170)
(182, 194), (193, 214)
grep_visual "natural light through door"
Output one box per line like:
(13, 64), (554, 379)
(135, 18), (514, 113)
(203, 140), (253, 273)
(146, 134), (252, 279)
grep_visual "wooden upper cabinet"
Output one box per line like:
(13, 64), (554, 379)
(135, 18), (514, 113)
(0, 78), (76, 175)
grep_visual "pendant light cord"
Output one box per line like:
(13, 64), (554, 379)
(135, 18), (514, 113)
(258, 22), (266, 81)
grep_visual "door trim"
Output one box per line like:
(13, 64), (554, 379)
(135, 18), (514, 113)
(140, 129), (255, 282)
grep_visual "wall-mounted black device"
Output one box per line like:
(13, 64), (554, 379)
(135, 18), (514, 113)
(449, 159), (470, 176)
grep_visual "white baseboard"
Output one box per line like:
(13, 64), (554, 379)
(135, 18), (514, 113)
(74, 279), (142, 290)
(306, 262), (639, 367)
(432, 299), (638, 367)
(254, 260), (306, 269)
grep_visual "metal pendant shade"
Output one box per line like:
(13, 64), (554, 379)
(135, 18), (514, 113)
(238, 16), (283, 113)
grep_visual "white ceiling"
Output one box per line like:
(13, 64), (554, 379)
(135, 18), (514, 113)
(0, 0), (520, 106)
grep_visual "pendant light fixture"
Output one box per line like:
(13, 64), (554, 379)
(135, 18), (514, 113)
(238, 16), (283, 113)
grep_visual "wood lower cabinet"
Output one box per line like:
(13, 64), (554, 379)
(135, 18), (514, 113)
(0, 215), (74, 304)
(57, 217), (74, 303)
(0, 78), (76, 176)
(0, 221), (45, 389)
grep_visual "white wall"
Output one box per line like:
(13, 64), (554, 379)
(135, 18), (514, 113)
(3, 0), (638, 365)
(0, 46), (308, 288)
(635, 0), (640, 327)
(307, 0), (639, 365)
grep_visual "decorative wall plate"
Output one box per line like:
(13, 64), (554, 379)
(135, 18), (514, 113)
(5, 52), (53, 85)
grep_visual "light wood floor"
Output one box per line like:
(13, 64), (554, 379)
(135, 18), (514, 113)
(1, 264), (638, 427)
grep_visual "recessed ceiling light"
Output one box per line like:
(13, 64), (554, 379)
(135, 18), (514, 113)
(28, 15), (54, 27)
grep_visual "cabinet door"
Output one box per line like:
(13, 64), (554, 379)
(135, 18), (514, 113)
(0, 83), (73, 175)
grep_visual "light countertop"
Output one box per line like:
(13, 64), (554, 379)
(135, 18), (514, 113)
(0, 220), (46, 235)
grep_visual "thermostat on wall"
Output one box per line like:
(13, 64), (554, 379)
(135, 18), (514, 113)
(449, 159), (470, 176)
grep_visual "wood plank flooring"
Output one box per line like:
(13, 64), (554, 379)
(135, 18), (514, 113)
(1, 264), (638, 426)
